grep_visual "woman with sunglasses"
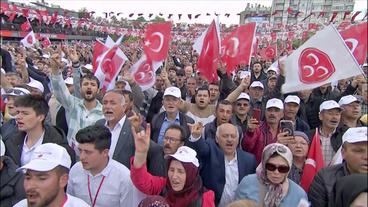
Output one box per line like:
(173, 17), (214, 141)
(235, 143), (307, 207)
(130, 124), (215, 207)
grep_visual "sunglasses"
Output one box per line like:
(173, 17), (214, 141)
(265, 163), (290, 173)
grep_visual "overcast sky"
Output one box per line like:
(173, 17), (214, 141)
(11, 0), (368, 25)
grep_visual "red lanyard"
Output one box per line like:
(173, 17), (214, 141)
(61, 195), (68, 207)
(87, 175), (106, 207)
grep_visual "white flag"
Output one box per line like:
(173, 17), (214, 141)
(130, 55), (162, 91)
(20, 31), (36, 48)
(282, 25), (362, 94)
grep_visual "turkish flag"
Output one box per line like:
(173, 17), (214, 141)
(193, 20), (220, 83)
(302, 31), (309, 41)
(287, 31), (295, 40)
(300, 129), (324, 192)
(260, 44), (277, 61)
(286, 40), (293, 51)
(308, 23), (318, 30)
(20, 21), (31, 31)
(41, 36), (51, 48)
(282, 25), (362, 93)
(131, 55), (163, 91)
(143, 22), (172, 61)
(50, 10), (58, 25)
(20, 31), (36, 48)
(339, 22), (367, 65)
(0, 2), (9, 14)
(92, 39), (109, 73)
(271, 32), (277, 41)
(94, 45), (128, 90)
(36, 10), (48, 24)
(221, 22), (256, 75)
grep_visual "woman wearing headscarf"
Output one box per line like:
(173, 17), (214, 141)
(138, 196), (170, 207)
(235, 143), (307, 207)
(286, 131), (310, 184)
(130, 125), (215, 207)
(330, 173), (368, 207)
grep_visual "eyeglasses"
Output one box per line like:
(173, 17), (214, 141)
(265, 163), (290, 173)
(163, 136), (182, 143)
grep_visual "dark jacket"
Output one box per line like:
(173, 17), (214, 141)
(299, 94), (323, 129)
(146, 91), (164, 123)
(308, 128), (343, 153)
(203, 118), (243, 142)
(1, 119), (17, 141)
(187, 138), (257, 204)
(308, 162), (350, 207)
(4, 125), (76, 166)
(294, 117), (310, 134)
(0, 48), (13, 73)
(150, 111), (194, 143)
(96, 118), (165, 176)
(0, 156), (26, 207)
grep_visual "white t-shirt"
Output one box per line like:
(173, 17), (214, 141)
(14, 194), (90, 207)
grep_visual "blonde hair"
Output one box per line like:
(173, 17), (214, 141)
(227, 199), (257, 207)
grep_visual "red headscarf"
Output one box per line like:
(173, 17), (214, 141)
(165, 158), (203, 207)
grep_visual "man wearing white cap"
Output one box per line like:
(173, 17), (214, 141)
(338, 95), (364, 128)
(14, 143), (89, 207)
(27, 79), (44, 96)
(283, 95), (310, 132)
(233, 93), (251, 133)
(243, 98), (284, 163)
(151, 86), (194, 145)
(309, 127), (368, 207)
(1, 87), (31, 139)
(0, 139), (26, 206)
(308, 100), (343, 166)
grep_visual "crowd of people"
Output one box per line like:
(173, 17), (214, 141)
(0, 12), (368, 207)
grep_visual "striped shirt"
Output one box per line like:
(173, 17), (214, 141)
(51, 73), (103, 151)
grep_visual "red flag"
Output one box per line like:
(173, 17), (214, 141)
(221, 22), (256, 75)
(351, 11), (362, 22)
(287, 7), (293, 14)
(92, 40), (109, 72)
(330, 11), (338, 22)
(300, 129), (324, 192)
(252, 37), (259, 57)
(271, 32), (277, 41)
(94, 45), (128, 90)
(50, 10), (58, 25)
(143, 22), (172, 61)
(22, 8), (29, 17)
(287, 31), (295, 40)
(0, 2), (9, 14)
(7, 4), (17, 22)
(286, 40), (293, 51)
(41, 36), (51, 48)
(260, 44), (277, 61)
(194, 20), (220, 83)
(20, 21), (31, 31)
(36, 10), (48, 24)
(302, 31), (309, 41)
(340, 22), (368, 65)
(308, 23), (317, 30)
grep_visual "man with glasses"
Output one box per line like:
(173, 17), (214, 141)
(232, 93), (251, 133)
(150, 86), (194, 145)
(162, 124), (186, 156)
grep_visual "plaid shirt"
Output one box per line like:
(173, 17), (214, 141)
(51, 73), (103, 150)
(320, 131), (335, 166)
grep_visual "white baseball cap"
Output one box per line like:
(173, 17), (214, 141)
(266, 98), (284, 110)
(338, 95), (360, 106)
(165, 146), (199, 167)
(64, 77), (73, 85)
(2, 87), (30, 97)
(342, 127), (368, 144)
(267, 67), (278, 74)
(0, 139), (5, 156)
(83, 64), (93, 70)
(164, 86), (181, 99)
(250, 81), (264, 89)
(27, 79), (44, 93)
(17, 143), (71, 172)
(237, 92), (250, 101)
(319, 100), (342, 112)
(284, 95), (300, 105)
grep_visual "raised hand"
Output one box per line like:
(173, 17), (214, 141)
(50, 51), (63, 75)
(247, 118), (259, 133)
(68, 46), (80, 63)
(132, 123), (151, 154)
(188, 122), (204, 139)
(128, 111), (142, 133)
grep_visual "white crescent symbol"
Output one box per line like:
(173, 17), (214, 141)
(136, 72), (145, 81)
(317, 66), (329, 78)
(150, 32), (164, 53)
(345, 38), (358, 53)
(226, 37), (239, 58)
(304, 65), (315, 77)
(307, 53), (319, 65)
(204, 42), (210, 54)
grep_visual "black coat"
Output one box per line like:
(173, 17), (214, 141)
(0, 156), (26, 207)
(150, 111), (194, 143)
(4, 125), (76, 166)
